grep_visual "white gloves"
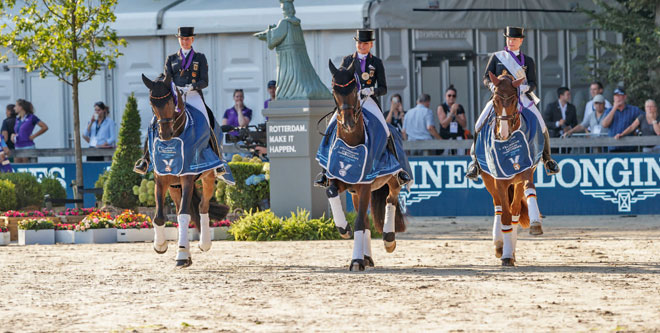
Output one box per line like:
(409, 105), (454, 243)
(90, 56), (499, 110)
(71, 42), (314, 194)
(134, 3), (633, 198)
(519, 84), (530, 93)
(184, 84), (195, 92)
(360, 87), (374, 96)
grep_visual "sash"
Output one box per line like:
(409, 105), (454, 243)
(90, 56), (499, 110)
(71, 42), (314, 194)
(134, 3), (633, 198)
(494, 50), (540, 105)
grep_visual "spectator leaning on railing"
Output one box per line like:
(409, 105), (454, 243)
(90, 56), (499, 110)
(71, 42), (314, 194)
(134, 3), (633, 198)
(563, 94), (610, 138)
(583, 81), (612, 123)
(83, 101), (117, 161)
(1, 104), (16, 151)
(12, 99), (48, 163)
(402, 94), (441, 156)
(613, 99), (660, 152)
(601, 87), (643, 152)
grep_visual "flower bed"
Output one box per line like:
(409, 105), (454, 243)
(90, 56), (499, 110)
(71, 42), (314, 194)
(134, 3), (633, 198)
(18, 218), (55, 245)
(75, 212), (116, 244)
(211, 219), (232, 240)
(115, 210), (153, 243)
(0, 225), (9, 246)
(57, 208), (99, 224)
(2, 210), (59, 241)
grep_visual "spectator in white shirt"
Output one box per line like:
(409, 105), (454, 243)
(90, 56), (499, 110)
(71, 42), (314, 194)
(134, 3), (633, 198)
(583, 81), (612, 125)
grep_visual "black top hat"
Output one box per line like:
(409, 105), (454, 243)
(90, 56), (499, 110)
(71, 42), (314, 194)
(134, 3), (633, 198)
(353, 29), (375, 42)
(503, 26), (525, 38)
(176, 27), (196, 37)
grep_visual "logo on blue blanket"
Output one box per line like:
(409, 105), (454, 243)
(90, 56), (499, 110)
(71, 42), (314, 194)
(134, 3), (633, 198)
(153, 138), (184, 175)
(339, 161), (352, 177)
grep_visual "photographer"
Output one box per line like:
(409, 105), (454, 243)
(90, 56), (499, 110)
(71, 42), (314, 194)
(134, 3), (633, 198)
(222, 123), (268, 161)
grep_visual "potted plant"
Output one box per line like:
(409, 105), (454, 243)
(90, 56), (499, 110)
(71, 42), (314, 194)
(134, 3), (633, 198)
(211, 219), (231, 240)
(164, 221), (178, 241)
(115, 210), (153, 243)
(17, 218), (55, 245)
(54, 223), (76, 244)
(1, 209), (57, 241)
(0, 225), (9, 246)
(57, 207), (99, 224)
(74, 211), (116, 244)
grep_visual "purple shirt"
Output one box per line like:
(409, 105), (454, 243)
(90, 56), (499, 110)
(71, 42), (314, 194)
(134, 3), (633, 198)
(223, 106), (252, 136)
(264, 99), (271, 109)
(13, 114), (40, 148)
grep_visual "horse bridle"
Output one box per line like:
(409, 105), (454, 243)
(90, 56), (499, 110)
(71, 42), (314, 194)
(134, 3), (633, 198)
(150, 90), (184, 133)
(332, 78), (362, 127)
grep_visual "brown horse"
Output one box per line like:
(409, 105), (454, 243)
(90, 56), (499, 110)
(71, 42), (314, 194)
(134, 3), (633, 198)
(325, 59), (406, 271)
(480, 71), (544, 267)
(142, 74), (218, 268)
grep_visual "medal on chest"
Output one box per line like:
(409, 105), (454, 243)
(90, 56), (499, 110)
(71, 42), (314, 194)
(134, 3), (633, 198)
(361, 72), (369, 81)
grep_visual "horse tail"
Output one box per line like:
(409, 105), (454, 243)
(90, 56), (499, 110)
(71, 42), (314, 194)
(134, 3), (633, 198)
(370, 185), (388, 233)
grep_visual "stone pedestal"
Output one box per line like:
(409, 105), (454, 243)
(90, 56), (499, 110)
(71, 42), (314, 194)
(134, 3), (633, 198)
(263, 99), (335, 218)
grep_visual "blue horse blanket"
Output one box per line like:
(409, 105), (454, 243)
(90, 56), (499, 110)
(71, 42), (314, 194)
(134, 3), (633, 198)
(474, 107), (544, 179)
(148, 103), (233, 182)
(316, 109), (412, 184)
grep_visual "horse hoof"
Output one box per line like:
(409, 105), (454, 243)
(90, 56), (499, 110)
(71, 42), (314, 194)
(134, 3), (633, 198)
(494, 240), (503, 258)
(529, 222), (544, 236)
(501, 258), (515, 266)
(198, 242), (212, 252)
(364, 255), (375, 267)
(349, 259), (365, 272)
(175, 258), (192, 268)
(337, 225), (353, 239)
(384, 240), (396, 253)
(153, 242), (168, 254)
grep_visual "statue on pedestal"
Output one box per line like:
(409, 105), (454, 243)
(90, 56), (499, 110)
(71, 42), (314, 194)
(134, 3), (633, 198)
(254, 0), (331, 100)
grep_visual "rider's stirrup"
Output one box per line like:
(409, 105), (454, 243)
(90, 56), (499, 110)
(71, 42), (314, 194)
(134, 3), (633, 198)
(133, 158), (149, 175)
(466, 162), (480, 181)
(314, 172), (329, 188)
(544, 159), (560, 175)
(215, 165), (227, 178)
(397, 171), (411, 186)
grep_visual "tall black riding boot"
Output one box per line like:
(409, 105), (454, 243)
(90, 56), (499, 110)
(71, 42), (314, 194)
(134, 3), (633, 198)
(465, 133), (481, 181)
(208, 130), (227, 178)
(542, 130), (560, 175)
(314, 170), (329, 188)
(386, 135), (411, 186)
(133, 137), (150, 175)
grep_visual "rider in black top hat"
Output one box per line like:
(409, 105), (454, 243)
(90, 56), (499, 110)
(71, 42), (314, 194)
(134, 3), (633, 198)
(466, 26), (559, 180)
(134, 27), (226, 177)
(315, 29), (411, 187)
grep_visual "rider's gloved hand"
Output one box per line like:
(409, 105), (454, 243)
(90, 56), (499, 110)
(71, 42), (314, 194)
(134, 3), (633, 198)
(360, 87), (374, 96)
(185, 84), (194, 92)
(519, 84), (530, 93)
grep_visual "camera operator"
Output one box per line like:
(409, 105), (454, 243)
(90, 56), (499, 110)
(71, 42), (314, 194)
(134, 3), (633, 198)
(222, 122), (268, 160)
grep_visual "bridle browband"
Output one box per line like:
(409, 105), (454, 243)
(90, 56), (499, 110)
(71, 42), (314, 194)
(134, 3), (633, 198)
(331, 78), (362, 128)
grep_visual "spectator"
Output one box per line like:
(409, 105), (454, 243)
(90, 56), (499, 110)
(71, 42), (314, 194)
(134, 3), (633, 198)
(222, 89), (252, 137)
(264, 80), (276, 109)
(563, 94), (610, 138)
(0, 135), (11, 173)
(83, 101), (116, 161)
(1, 104), (16, 151)
(402, 94), (441, 155)
(437, 85), (466, 140)
(12, 99), (48, 163)
(384, 94), (405, 132)
(614, 99), (660, 152)
(544, 87), (578, 138)
(602, 87), (643, 152)
(583, 81), (612, 123)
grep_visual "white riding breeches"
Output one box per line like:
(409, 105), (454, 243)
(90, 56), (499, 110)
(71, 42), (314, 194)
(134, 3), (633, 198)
(178, 87), (210, 127)
(329, 96), (390, 137)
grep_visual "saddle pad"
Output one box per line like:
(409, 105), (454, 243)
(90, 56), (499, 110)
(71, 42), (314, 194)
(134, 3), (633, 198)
(153, 138), (185, 175)
(326, 138), (368, 184)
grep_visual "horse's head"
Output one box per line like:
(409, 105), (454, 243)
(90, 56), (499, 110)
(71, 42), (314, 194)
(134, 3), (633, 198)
(329, 58), (361, 133)
(142, 74), (183, 140)
(489, 71), (524, 140)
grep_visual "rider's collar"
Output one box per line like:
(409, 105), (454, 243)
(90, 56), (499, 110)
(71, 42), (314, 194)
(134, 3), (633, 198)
(357, 52), (368, 60)
(181, 48), (192, 57)
(510, 49), (520, 56)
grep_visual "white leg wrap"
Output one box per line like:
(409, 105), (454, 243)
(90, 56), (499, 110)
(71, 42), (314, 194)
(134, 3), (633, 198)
(328, 196), (347, 229)
(383, 203), (395, 233)
(493, 205), (503, 244)
(177, 214), (190, 249)
(501, 225), (514, 259)
(154, 223), (166, 245)
(199, 213), (211, 251)
(525, 189), (541, 223)
(511, 221), (519, 250)
(352, 230), (365, 260)
(363, 229), (372, 258)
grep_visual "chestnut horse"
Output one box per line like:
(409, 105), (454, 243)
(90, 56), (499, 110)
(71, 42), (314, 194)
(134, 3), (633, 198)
(142, 74), (218, 268)
(325, 59), (406, 271)
(480, 72), (544, 266)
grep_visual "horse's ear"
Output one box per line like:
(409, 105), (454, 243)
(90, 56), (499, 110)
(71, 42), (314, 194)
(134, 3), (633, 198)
(488, 72), (500, 86)
(142, 74), (154, 90)
(512, 77), (524, 88)
(329, 59), (338, 76)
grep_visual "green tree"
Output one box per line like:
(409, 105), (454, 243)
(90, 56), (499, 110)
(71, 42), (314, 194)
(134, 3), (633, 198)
(103, 93), (141, 209)
(0, 0), (126, 207)
(582, 0), (660, 106)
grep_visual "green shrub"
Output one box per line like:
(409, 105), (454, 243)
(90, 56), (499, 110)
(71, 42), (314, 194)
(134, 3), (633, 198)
(0, 179), (17, 211)
(345, 211), (381, 239)
(94, 170), (110, 202)
(133, 178), (156, 206)
(0, 172), (43, 209)
(229, 209), (338, 241)
(225, 160), (269, 211)
(103, 93), (142, 209)
(215, 180), (227, 204)
(40, 176), (66, 204)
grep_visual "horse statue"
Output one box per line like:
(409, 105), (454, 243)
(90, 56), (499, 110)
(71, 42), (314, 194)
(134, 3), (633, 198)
(317, 59), (411, 271)
(142, 74), (229, 268)
(474, 71), (545, 266)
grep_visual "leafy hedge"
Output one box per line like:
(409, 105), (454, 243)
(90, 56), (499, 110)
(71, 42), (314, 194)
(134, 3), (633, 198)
(229, 209), (336, 241)
(0, 179), (17, 211)
(0, 172), (43, 209)
(221, 156), (269, 211)
(94, 170), (110, 202)
(40, 176), (66, 204)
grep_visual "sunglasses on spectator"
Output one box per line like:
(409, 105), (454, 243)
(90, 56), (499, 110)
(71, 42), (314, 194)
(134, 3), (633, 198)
(447, 94), (456, 97)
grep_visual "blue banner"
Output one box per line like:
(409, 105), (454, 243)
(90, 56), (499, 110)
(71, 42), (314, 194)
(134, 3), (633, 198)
(12, 162), (111, 208)
(347, 154), (660, 216)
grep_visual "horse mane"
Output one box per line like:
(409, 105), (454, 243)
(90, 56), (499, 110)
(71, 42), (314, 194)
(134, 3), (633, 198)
(332, 67), (357, 96)
(149, 76), (174, 108)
